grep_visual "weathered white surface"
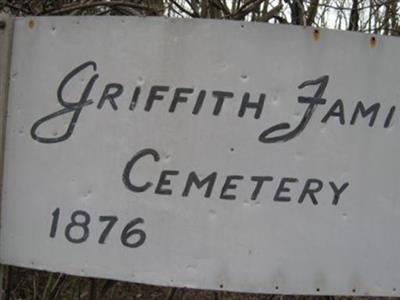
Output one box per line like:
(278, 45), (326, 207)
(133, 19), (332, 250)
(1, 16), (400, 296)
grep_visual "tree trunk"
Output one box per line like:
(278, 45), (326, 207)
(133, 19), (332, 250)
(348, 0), (359, 31)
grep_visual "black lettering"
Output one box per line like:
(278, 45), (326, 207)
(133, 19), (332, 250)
(129, 86), (141, 111)
(192, 90), (206, 115)
(31, 61), (98, 143)
(169, 88), (194, 113)
(350, 101), (380, 127)
(274, 177), (298, 202)
(144, 85), (169, 111)
(155, 170), (179, 195)
(97, 83), (124, 110)
(182, 172), (217, 198)
(122, 148), (160, 192)
(321, 99), (345, 125)
(329, 181), (349, 205)
(384, 106), (396, 128)
(65, 210), (90, 244)
(250, 176), (273, 200)
(238, 93), (265, 119)
(298, 179), (323, 205)
(212, 91), (234, 116)
(220, 175), (244, 200)
(259, 76), (328, 143)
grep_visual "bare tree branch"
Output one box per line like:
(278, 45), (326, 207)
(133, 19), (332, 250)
(42, 1), (161, 15)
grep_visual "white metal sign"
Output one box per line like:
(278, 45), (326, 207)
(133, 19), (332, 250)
(1, 16), (400, 296)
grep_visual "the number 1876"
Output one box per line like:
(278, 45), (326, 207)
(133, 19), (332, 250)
(50, 208), (146, 248)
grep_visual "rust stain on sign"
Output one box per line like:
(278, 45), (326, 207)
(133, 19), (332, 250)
(313, 28), (320, 42)
(369, 36), (377, 48)
(28, 19), (35, 30)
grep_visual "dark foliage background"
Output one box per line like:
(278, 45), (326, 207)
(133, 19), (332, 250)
(1, 0), (399, 35)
